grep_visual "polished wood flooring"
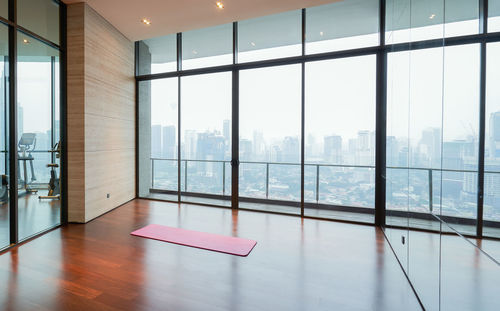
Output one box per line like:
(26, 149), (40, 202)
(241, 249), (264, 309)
(0, 192), (60, 247)
(0, 199), (422, 311)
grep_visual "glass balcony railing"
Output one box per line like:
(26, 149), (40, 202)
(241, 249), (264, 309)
(149, 158), (500, 228)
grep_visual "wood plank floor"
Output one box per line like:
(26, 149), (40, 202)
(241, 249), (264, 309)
(0, 199), (422, 311)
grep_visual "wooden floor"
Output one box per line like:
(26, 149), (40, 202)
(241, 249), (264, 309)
(0, 199), (423, 310)
(0, 191), (60, 247)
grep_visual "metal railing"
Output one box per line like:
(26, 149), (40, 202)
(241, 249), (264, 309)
(150, 157), (500, 211)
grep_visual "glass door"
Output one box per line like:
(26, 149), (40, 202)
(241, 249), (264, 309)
(16, 31), (61, 240)
(238, 64), (302, 215)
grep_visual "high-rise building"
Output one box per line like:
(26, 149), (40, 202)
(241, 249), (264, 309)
(151, 125), (162, 158)
(420, 128), (441, 167)
(162, 125), (176, 159)
(324, 135), (342, 163)
(184, 130), (197, 159)
(253, 131), (265, 158)
(282, 136), (299, 163)
(489, 111), (500, 158)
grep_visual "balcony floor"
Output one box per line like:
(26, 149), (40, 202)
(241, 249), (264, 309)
(0, 199), (423, 310)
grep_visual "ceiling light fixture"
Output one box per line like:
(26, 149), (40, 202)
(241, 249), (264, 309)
(429, 14), (436, 19)
(250, 42), (256, 47)
(22, 38), (29, 44)
(142, 18), (152, 25)
(192, 50), (198, 55)
(216, 2), (224, 9)
(319, 31), (324, 36)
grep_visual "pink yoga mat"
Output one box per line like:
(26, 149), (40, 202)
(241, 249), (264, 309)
(131, 224), (257, 257)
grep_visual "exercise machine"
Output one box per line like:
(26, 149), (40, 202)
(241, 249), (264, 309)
(18, 133), (37, 194)
(0, 174), (7, 203)
(39, 142), (60, 200)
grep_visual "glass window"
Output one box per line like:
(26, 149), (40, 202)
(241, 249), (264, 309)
(239, 65), (301, 215)
(386, 0), (479, 44)
(490, 0), (500, 32)
(306, 0), (379, 54)
(138, 34), (177, 75)
(0, 24), (7, 249)
(0, 0), (7, 19)
(17, 31), (60, 240)
(137, 78), (178, 199)
(304, 55), (376, 222)
(17, 0), (60, 44)
(180, 72), (231, 204)
(485, 42), (500, 238)
(238, 10), (301, 63)
(182, 24), (232, 70)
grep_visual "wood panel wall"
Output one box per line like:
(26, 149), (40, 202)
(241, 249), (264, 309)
(67, 3), (135, 223)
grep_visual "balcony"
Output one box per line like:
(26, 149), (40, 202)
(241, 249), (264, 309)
(148, 158), (500, 237)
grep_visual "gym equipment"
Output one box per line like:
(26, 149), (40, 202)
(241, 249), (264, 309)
(18, 133), (37, 194)
(0, 174), (8, 203)
(39, 142), (60, 200)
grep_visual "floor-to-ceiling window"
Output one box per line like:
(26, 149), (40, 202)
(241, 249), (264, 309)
(0, 0), (64, 250)
(136, 0), (500, 308)
(136, 0), (500, 238)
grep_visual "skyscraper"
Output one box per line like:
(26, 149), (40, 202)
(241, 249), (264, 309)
(489, 111), (500, 158)
(324, 135), (342, 163)
(162, 125), (176, 159)
(151, 125), (162, 158)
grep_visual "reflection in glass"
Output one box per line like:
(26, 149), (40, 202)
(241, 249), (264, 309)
(304, 55), (376, 221)
(239, 65), (301, 214)
(0, 0), (7, 19)
(182, 24), (232, 70)
(238, 10), (301, 63)
(386, 0), (478, 44)
(0, 24), (7, 248)
(485, 42), (500, 238)
(17, 0), (60, 44)
(138, 34), (177, 75)
(490, 0), (500, 32)
(17, 32), (60, 240)
(306, 0), (379, 54)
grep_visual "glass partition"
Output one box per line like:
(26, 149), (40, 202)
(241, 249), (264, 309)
(485, 42), (500, 241)
(17, 31), (60, 240)
(0, 23), (7, 249)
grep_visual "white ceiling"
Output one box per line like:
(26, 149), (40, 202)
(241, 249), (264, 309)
(61, 0), (340, 42)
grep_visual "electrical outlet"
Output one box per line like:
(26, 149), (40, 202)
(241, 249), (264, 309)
(106, 193), (110, 198)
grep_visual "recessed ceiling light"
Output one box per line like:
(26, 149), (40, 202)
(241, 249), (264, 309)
(319, 31), (324, 36)
(142, 18), (151, 25)
(429, 14), (436, 19)
(216, 2), (224, 9)
(22, 38), (29, 44)
(250, 42), (256, 47)
(192, 50), (198, 55)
